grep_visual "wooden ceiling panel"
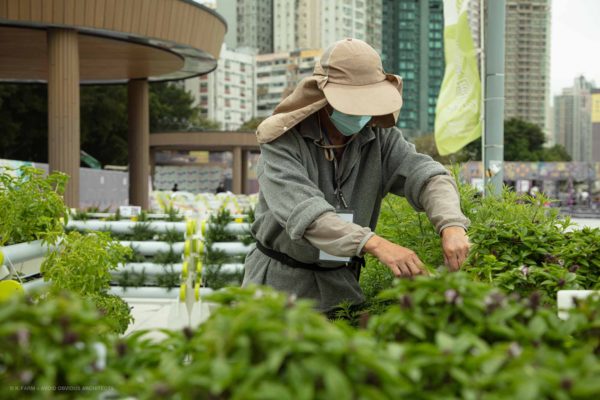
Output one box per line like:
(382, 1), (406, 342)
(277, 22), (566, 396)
(0, 26), (184, 82)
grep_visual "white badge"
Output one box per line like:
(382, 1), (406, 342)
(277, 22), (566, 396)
(318, 210), (354, 263)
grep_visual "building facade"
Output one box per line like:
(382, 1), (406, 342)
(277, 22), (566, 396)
(185, 45), (256, 131)
(273, 0), (382, 53)
(505, 0), (552, 134)
(593, 89), (600, 162)
(217, 0), (273, 54)
(255, 48), (322, 118)
(381, 0), (444, 135)
(554, 77), (594, 162)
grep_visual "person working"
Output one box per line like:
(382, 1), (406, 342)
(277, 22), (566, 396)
(243, 38), (470, 312)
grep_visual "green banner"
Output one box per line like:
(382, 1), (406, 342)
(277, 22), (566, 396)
(435, 0), (482, 155)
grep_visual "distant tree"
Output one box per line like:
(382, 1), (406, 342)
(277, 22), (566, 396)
(463, 118), (571, 162)
(149, 82), (198, 131)
(0, 82), (201, 166)
(189, 114), (221, 130)
(0, 84), (48, 163)
(413, 134), (469, 165)
(238, 117), (265, 131)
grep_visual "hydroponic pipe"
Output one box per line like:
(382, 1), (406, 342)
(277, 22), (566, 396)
(110, 286), (214, 299)
(67, 220), (187, 234)
(557, 290), (598, 320)
(111, 263), (245, 276)
(211, 242), (253, 255)
(0, 240), (49, 266)
(83, 212), (170, 219)
(120, 241), (185, 256)
(22, 278), (49, 292)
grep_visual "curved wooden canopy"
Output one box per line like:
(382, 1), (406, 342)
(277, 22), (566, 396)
(0, 0), (227, 83)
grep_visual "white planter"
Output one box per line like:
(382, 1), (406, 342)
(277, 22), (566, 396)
(1, 240), (49, 266)
(212, 242), (252, 255)
(120, 241), (185, 256)
(557, 290), (599, 320)
(111, 263), (244, 276)
(110, 286), (213, 299)
(67, 220), (187, 234)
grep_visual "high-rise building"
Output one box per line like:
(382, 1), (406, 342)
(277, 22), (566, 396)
(218, 0), (273, 53)
(592, 89), (600, 162)
(216, 0), (237, 50)
(274, 0), (296, 52)
(553, 77), (594, 162)
(381, 0), (444, 135)
(505, 0), (551, 134)
(274, 0), (382, 53)
(255, 52), (291, 118)
(255, 49), (322, 118)
(185, 45), (256, 131)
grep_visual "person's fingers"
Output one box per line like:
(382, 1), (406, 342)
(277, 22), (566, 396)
(405, 259), (422, 276)
(396, 262), (411, 277)
(388, 263), (402, 277)
(448, 252), (460, 271)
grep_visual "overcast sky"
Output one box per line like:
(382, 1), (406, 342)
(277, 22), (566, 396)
(551, 0), (600, 95)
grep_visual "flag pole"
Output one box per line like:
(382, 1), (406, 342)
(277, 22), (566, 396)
(480, 0), (486, 195)
(483, 0), (505, 196)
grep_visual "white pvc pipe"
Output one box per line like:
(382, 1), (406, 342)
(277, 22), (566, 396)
(80, 212), (171, 220)
(557, 290), (598, 320)
(211, 242), (253, 255)
(67, 220), (186, 234)
(214, 263), (245, 274)
(22, 279), (49, 292)
(214, 223), (251, 235)
(110, 286), (213, 299)
(111, 263), (244, 276)
(1, 240), (49, 265)
(120, 241), (185, 256)
(113, 263), (183, 275)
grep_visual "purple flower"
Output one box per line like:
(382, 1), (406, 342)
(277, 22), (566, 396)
(520, 265), (529, 277)
(508, 342), (522, 358)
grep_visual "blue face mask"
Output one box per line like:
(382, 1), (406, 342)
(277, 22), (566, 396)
(329, 110), (371, 136)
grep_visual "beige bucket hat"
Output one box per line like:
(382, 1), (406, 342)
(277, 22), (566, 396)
(256, 38), (403, 143)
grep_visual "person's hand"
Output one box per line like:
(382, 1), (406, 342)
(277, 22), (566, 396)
(441, 226), (470, 271)
(363, 235), (427, 277)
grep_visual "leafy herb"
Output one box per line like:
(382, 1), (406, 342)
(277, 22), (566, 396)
(0, 166), (68, 245)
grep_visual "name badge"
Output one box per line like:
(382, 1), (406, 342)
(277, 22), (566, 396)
(318, 210), (354, 263)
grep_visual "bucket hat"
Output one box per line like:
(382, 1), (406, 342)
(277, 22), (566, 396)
(256, 38), (403, 143)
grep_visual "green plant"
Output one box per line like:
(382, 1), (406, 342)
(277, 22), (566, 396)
(157, 228), (184, 243)
(0, 166), (68, 245)
(40, 231), (133, 334)
(108, 286), (409, 399)
(155, 266), (180, 289)
(41, 231), (131, 295)
(152, 249), (182, 265)
(90, 293), (133, 335)
(165, 206), (184, 222)
(129, 222), (155, 241)
(0, 292), (116, 392)
(361, 178), (600, 305)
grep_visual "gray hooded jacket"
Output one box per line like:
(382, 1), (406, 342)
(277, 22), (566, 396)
(242, 113), (465, 311)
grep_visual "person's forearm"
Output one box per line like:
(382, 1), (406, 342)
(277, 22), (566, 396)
(304, 212), (374, 257)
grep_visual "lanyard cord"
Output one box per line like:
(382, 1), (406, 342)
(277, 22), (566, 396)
(315, 111), (350, 209)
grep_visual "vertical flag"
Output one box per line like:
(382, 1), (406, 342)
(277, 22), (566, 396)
(435, 0), (482, 155)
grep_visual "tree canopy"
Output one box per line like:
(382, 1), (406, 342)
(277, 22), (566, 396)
(414, 118), (572, 163)
(0, 82), (210, 166)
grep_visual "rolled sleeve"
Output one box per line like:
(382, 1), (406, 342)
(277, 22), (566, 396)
(419, 175), (470, 234)
(304, 211), (373, 257)
(258, 133), (335, 241)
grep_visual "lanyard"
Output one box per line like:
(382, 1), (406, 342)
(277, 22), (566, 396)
(332, 156), (348, 209)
